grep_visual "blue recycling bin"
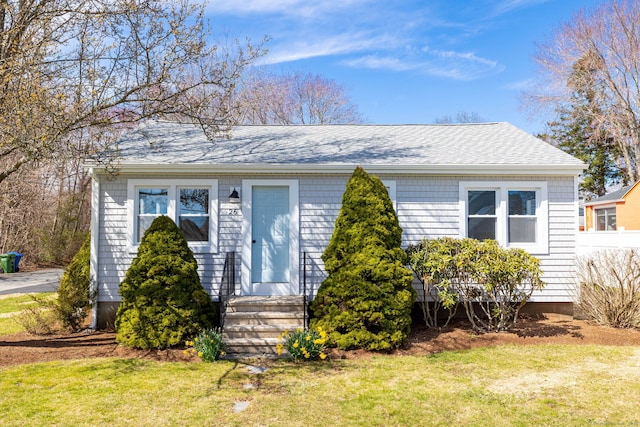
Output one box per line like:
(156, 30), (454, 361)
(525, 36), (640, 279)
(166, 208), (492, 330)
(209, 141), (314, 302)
(7, 251), (22, 272)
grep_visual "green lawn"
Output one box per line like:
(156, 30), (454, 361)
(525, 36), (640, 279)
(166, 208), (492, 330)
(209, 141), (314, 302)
(1, 344), (639, 426)
(0, 293), (56, 335)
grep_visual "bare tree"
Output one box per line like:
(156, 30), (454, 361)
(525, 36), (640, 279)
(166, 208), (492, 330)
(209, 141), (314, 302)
(0, 1), (265, 264)
(235, 71), (362, 124)
(0, 0), (264, 185)
(434, 111), (487, 124)
(523, 0), (640, 183)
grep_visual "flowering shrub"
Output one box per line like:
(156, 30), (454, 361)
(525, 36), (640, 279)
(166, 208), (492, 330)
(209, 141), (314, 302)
(184, 328), (225, 362)
(276, 327), (328, 361)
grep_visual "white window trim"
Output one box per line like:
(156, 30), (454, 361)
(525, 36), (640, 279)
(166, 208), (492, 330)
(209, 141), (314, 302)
(459, 181), (549, 255)
(127, 179), (218, 253)
(382, 180), (396, 210)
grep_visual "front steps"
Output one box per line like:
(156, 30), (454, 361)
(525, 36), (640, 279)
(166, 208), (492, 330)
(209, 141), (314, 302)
(222, 296), (306, 357)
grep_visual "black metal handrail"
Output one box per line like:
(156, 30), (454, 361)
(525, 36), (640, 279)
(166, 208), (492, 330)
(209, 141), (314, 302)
(303, 251), (308, 328)
(219, 251), (236, 329)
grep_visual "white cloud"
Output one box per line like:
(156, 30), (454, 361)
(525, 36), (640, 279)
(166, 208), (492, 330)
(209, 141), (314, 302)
(343, 47), (503, 81)
(342, 55), (417, 72)
(503, 79), (532, 90)
(259, 32), (399, 65)
(490, 0), (551, 17)
(206, 0), (372, 17)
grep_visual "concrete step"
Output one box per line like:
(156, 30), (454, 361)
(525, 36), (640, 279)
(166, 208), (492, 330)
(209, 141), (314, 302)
(223, 324), (296, 339)
(224, 337), (281, 355)
(222, 295), (307, 356)
(226, 296), (305, 313)
(224, 311), (305, 326)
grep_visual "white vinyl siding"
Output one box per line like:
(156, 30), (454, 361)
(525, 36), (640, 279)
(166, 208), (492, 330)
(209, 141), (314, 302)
(94, 174), (576, 306)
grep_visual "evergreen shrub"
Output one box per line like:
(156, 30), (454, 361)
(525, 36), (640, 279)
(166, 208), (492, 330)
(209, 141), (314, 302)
(56, 233), (94, 331)
(115, 216), (217, 349)
(310, 167), (416, 351)
(407, 237), (544, 332)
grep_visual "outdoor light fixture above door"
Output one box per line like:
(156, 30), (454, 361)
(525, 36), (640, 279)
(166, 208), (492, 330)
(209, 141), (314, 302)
(229, 187), (241, 203)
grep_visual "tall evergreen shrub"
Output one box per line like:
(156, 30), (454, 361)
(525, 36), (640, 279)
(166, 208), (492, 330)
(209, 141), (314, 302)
(310, 167), (416, 350)
(115, 216), (217, 349)
(56, 233), (93, 332)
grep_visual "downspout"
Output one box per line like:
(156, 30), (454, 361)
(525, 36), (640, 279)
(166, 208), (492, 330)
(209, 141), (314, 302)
(89, 169), (101, 330)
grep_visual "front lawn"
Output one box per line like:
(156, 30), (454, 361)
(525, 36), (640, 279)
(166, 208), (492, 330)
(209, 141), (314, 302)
(1, 344), (639, 426)
(0, 293), (56, 335)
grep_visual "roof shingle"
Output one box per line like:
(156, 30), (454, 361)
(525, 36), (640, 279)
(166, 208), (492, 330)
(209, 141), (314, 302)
(109, 121), (585, 173)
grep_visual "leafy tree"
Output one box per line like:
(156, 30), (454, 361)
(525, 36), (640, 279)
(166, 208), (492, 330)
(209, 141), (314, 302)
(56, 233), (93, 331)
(115, 216), (217, 349)
(310, 167), (416, 351)
(524, 0), (640, 183)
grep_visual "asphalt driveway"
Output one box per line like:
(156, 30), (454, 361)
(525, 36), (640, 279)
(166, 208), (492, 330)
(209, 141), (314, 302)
(0, 269), (64, 296)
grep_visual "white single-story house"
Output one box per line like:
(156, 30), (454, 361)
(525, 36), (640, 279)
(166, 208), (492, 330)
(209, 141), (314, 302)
(87, 121), (585, 328)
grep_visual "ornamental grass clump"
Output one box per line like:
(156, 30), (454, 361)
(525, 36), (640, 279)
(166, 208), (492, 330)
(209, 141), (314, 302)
(185, 328), (225, 362)
(276, 327), (328, 361)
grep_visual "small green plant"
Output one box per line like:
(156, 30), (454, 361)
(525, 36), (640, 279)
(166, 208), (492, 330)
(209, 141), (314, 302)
(185, 329), (225, 362)
(277, 327), (328, 361)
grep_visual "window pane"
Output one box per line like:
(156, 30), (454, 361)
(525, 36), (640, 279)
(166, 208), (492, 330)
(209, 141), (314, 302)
(138, 216), (156, 241)
(596, 207), (616, 231)
(508, 191), (536, 215)
(180, 189), (209, 214)
(468, 191), (495, 215)
(179, 216), (209, 241)
(468, 218), (496, 240)
(509, 217), (537, 243)
(139, 188), (168, 215)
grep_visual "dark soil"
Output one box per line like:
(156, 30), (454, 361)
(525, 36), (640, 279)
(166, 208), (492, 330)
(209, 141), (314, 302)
(2, 313), (640, 367)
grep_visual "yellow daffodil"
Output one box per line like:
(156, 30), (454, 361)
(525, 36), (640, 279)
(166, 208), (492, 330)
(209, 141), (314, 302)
(320, 353), (327, 360)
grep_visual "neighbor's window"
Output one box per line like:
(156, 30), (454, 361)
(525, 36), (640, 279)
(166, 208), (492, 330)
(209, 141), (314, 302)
(595, 207), (616, 231)
(460, 182), (549, 254)
(128, 179), (218, 252)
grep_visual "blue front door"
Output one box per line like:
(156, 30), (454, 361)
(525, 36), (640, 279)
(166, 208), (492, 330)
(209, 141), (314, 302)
(250, 186), (291, 294)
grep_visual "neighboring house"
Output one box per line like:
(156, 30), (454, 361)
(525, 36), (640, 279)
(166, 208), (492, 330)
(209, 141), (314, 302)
(87, 121), (585, 328)
(583, 182), (640, 231)
(577, 181), (640, 256)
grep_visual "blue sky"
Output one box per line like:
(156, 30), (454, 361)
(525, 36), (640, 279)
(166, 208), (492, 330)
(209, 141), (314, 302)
(205, 0), (603, 134)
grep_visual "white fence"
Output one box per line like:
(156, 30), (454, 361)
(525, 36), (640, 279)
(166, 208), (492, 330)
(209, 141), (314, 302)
(576, 231), (640, 256)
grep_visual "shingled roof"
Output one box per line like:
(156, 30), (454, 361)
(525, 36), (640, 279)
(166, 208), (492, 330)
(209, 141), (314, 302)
(99, 121), (585, 175)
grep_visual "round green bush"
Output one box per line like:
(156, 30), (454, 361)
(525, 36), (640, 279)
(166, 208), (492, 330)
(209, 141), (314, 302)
(310, 167), (416, 351)
(115, 216), (217, 349)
